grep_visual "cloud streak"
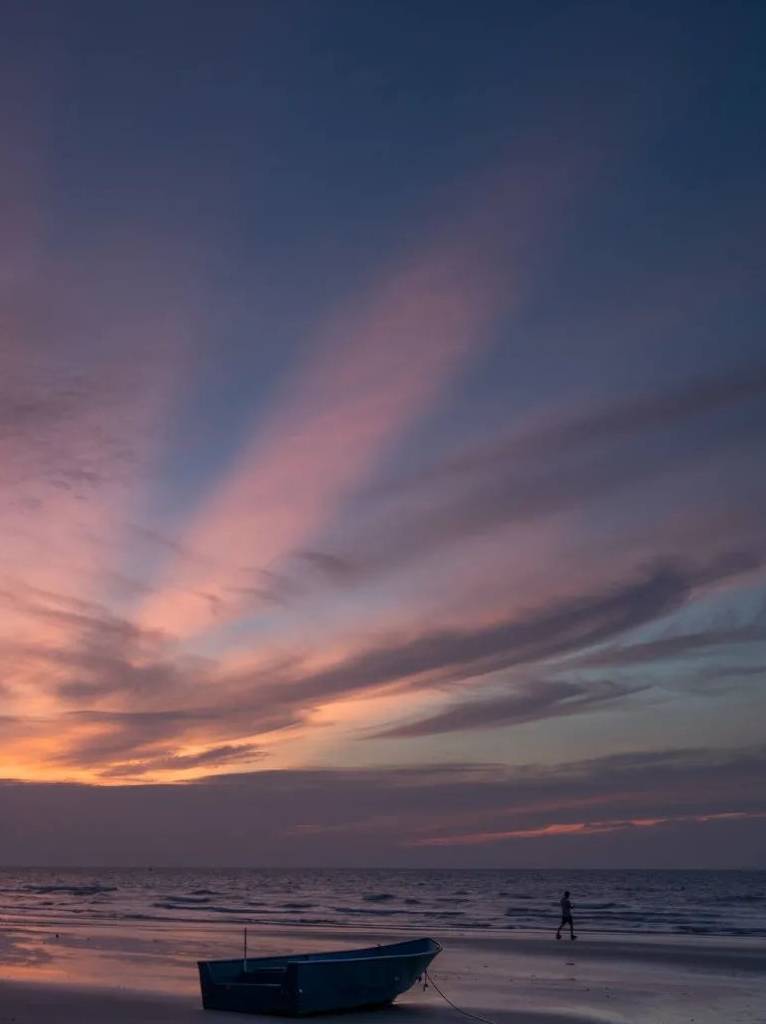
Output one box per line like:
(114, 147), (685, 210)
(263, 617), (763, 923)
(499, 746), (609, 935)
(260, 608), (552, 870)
(308, 367), (766, 585)
(410, 810), (766, 846)
(134, 162), (575, 640)
(258, 553), (757, 717)
(371, 678), (635, 738)
(2, 549), (756, 781)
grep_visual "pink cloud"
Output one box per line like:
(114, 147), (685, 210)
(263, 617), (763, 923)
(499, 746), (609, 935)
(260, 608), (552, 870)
(136, 196), (526, 639)
(409, 810), (766, 846)
(0, 174), (199, 772)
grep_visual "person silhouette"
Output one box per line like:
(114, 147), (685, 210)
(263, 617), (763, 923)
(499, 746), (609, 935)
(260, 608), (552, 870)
(556, 890), (576, 940)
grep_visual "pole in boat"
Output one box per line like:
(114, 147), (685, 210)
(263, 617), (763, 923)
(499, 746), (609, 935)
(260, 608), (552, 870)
(243, 927), (248, 974)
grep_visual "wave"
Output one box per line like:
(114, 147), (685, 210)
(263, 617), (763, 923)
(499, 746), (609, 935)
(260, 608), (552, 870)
(333, 906), (401, 916)
(153, 902), (253, 915)
(1, 868), (764, 938)
(21, 884), (116, 892)
(158, 894), (211, 904)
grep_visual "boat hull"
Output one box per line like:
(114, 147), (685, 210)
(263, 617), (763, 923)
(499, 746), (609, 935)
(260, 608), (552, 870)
(198, 937), (441, 1016)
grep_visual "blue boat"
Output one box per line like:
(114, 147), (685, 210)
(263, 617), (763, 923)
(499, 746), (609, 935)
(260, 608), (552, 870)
(198, 936), (442, 1016)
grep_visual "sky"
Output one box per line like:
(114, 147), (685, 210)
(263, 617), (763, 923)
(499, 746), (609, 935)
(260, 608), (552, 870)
(1, 0), (765, 868)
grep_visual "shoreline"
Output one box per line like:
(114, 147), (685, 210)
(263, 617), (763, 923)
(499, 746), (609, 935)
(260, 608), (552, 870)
(6, 911), (766, 936)
(0, 917), (764, 1023)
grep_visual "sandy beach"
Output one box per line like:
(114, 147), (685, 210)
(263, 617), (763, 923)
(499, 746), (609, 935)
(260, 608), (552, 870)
(0, 919), (763, 1024)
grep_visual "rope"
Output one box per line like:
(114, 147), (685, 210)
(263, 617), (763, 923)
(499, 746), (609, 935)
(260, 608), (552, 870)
(423, 968), (500, 1024)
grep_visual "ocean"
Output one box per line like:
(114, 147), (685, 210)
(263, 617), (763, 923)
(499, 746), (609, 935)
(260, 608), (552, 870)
(1, 867), (764, 939)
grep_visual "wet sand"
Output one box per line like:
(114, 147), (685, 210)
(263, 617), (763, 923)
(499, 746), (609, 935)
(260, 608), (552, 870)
(0, 919), (763, 1024)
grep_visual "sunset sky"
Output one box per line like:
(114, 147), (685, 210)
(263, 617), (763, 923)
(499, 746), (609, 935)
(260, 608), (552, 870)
(1, 1), (764, 867)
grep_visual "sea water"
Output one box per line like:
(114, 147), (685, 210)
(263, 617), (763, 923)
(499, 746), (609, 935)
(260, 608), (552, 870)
(0, 867), (763, 938)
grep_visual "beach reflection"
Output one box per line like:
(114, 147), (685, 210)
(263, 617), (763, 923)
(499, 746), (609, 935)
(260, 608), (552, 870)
(0, 919), (348, 996)
(0, 921), (205, 994)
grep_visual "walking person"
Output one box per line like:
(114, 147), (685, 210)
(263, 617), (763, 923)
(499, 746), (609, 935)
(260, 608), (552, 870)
(556, 890), (577, 940)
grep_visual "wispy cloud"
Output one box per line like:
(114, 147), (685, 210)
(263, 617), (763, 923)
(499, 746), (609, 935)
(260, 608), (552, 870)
(97, 742), (265, 779)
(253, 553), (757, 718)
(564, 617), (766, 670)
(134, 163), (574, 640)
(301, 367), (766, 586)
(2, 549), (757, 780)
(370, 678), (635, 738)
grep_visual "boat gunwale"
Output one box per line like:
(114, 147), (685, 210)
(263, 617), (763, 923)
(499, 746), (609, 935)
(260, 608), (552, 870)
(199, 938), (441, 973)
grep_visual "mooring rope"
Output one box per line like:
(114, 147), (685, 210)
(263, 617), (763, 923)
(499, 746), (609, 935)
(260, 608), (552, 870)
(424, 968), (500, 1024)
